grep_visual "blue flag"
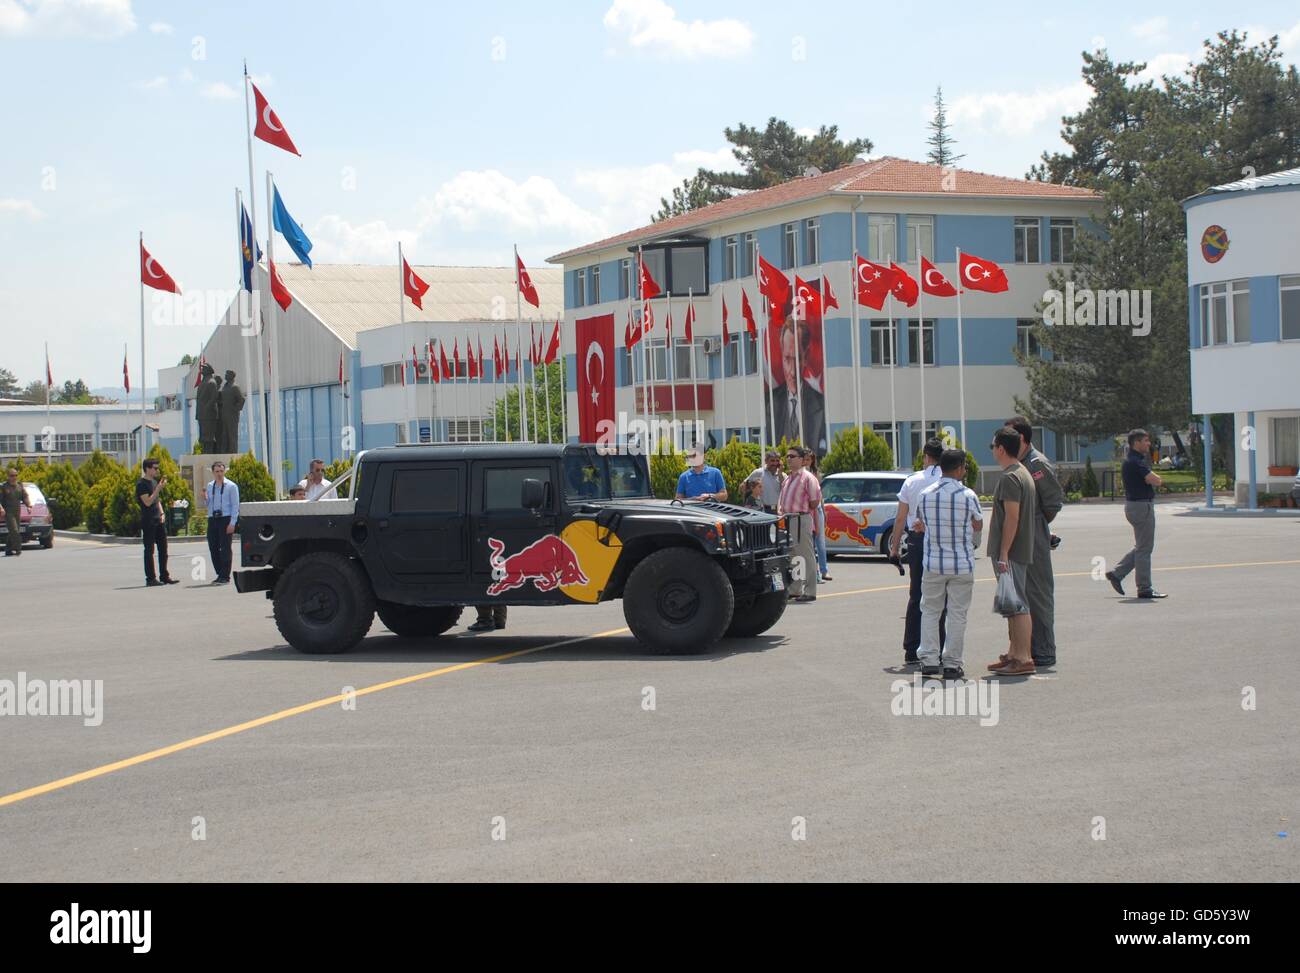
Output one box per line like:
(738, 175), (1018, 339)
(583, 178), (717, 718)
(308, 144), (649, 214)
(272, 184), (313, 268)
(239, 203), (262, 292)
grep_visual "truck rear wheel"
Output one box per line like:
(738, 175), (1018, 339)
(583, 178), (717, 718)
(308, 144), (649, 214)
(273, 552), (375, 654)
(622, 547), (734, 655)
(377, 603), (463, 639)
(725, 589), (788, 638)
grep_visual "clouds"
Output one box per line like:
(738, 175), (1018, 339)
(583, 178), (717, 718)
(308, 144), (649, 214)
(603, 0), (752, 59)
(1130, 16), (1169, 44)
(1134, 52), (1191, 84)
(310, 215), (421, 264)
(947, 82), (1092, 138)
(199, 81), (239, 100)
(0, 198), (45, 221)
(0, 0), (136, 38)
(419, 170), (607, 241)
(147, 19), (169, 34)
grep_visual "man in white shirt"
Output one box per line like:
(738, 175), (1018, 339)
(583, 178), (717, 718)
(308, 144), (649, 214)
(298, 458), (336, 501)
(890, 438), (945, 663)
(913, 449), (983, 679)
(204, 460), (240, 585)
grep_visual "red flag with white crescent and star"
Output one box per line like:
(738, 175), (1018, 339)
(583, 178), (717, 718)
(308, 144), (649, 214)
(721, 295), (730, 347)
(412, 344), (420, 383)
(889, 262), (919, 308)
(478, 336), (485, 379)
(268, 258), (292, 310)
(493, 334), (503, 378)
(427, 340), (439, 384)
(193, 354), (205, 388)
(468, 336), (479, 379)
(855, 256), (896, 310)
(958, 251), (1010, 293)
(403, 258), (430, 310)
(741, 289), (757, 338)
(516, 253), (540, 308)
(920, 257), (957, 297)
(46, 352), (52, 389)
(637, 254), (661, 301)
(822, 274), (839, 310)
(683, 298), (695, 343)
(440, 339), (451, 381)
(140, 240), (181, 294)
(123, 350), (130, 394)
(625, 307), (642, 349)
(251, 81), (301, 156)
(794, 275), (821, 319)
(756, 253), (790, 324)
(545, 319), (561, 365)
(576, 313), (614, 442)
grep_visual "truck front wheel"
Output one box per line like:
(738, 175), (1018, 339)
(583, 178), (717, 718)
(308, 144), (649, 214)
(725, 589), (788, 638)
(273, 552), (375, 654)
(622, 547), (734, 654)
(377, 603), (463, 639)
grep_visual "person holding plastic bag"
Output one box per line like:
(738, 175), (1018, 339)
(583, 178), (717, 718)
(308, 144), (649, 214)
(985, 427), (1037, 676)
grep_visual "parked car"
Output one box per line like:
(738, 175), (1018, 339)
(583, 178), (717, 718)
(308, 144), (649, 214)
(819, 471), (909, 558)
(0, 481), (53, 550)
(1292, 471), (1300, 502)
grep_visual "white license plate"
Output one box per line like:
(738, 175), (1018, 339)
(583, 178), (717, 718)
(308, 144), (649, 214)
(771, 574), (785, 591)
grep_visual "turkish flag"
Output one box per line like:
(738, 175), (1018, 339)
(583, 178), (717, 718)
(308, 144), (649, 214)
(140, 241), (181, 294)
(920, 257), (957, 297)
(529, 323), (538, 366)
(545, 320), (561, 364)
(339, 350), (345, 384)
(741, 289), (757, 338)
(576, 313), (614, 443)
(642, 302), (655, 334)
(625, 307), (642, 349)
(794, 275), (821, 319)
(427, 340), (438, 383)
(493, 334), (503, 378)
(757, 253), (790, 323)
(46, 354), (53, 388)
(478, 337), (485, 379)
(440, 339), (451, 381)
(959, 251), (1010, 293)
(412, 344), (421, 383)
(123, 352), (130, 393)
(889, 262), (919, 308)
(194, 354), (205, 388)
(268, 258), (292, 310)
(251, 82), (301, 156)
(664, 304), (673, 340)
(467, 338), (479, 379)
(855, 256), (895, 310)
(638, 254), (661, 300)
(721, 295), (730, 347)
(822, 275), (839, 310)
(683, 299), (695, 343)
(403, 258), (430, 309)
(517, 253), (540, 308)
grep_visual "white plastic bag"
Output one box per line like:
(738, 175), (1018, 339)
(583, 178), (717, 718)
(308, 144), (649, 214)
(993, 569), (1027, 616)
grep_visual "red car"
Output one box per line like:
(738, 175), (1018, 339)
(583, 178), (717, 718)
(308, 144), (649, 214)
(1, 481), (54, 550)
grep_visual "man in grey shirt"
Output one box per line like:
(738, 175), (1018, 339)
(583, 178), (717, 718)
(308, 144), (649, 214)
(743, 449), (786, 512)
(1008, 416), (1064, 668)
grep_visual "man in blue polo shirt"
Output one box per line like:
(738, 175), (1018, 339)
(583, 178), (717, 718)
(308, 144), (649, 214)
(675, 445), (727, 502)
(1106, 428), (1167, 599)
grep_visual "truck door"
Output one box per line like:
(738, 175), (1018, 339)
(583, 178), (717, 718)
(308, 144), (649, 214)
(470, 460), (561, 600)
(371, 460), (469, 583)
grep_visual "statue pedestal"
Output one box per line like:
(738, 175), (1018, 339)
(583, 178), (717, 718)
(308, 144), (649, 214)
(182, 454), (239, 513)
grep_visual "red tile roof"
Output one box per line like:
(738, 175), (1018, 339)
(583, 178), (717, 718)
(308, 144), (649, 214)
(548, 156), (1099, 263)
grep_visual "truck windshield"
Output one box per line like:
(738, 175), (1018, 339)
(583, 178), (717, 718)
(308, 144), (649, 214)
(563, 451), (649, 500)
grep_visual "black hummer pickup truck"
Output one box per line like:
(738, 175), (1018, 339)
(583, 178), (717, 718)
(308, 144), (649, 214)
(234, 444), (792, 655)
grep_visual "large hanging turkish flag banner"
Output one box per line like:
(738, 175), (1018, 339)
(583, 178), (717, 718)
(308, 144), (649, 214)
(576, 313), (614, 443)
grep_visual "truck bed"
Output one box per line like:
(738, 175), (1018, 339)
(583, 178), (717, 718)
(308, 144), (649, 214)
(240, 499), (357, 517)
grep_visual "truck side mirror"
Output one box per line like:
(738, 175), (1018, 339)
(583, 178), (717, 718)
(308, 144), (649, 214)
(520, 478), (545, 510)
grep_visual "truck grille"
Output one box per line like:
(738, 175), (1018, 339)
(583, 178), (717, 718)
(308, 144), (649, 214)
(737, 522), (780, 552)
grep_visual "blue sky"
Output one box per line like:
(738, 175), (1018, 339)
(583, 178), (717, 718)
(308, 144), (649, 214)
(1, 0), (1297, 390)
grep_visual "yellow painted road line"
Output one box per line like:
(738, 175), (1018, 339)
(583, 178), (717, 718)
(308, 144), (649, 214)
(0, 626), (631, 809)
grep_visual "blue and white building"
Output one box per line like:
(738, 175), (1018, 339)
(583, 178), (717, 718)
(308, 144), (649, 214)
(1185, 167), (1300, 506)
(547, 156), (1111, 466)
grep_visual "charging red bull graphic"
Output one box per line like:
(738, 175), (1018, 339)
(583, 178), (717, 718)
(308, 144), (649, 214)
(822, 505), (874, 547)
(486, 535), (590, 595)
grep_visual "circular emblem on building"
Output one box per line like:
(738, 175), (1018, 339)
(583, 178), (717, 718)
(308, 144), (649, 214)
(1201, 225), (1229, 263)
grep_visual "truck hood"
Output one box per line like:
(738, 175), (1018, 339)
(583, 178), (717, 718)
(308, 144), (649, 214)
(571, 498), (778, 524)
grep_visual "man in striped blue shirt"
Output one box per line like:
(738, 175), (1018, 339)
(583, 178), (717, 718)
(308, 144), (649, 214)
(204, 461), (240, 585)
(914, 449), (983, 679)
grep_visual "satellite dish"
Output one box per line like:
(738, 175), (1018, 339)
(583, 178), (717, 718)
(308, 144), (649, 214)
(802, 165), (822, 178)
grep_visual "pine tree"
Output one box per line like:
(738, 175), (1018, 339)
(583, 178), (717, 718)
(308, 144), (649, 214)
(926, 87), (965, 167)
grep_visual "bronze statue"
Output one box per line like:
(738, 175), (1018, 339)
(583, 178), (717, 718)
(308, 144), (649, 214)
(195, 364), (220, 454)
(218, 369), (245, 453)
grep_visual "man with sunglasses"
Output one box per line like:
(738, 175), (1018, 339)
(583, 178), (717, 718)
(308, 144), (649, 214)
(778, 446), (821, 602)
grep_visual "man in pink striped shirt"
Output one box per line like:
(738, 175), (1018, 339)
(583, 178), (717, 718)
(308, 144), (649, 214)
(778, 446), (822, 602)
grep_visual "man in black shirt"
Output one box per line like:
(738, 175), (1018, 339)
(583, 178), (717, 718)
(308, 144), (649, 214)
(137, 458), (177, 587)
(1106, 428), (1167, 599)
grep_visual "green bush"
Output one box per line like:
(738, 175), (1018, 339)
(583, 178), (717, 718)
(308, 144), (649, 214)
(77, 450), (122, 489)
(1066, 491), (1083, 503)
(821, 426), (895, 476)
(39, 461), (87, 529)
(649, 447), (686, 499)
(704, 438), (761, 502)
(912, 431), (979, 490)
(1082, 456), (1100, 497)
(146, 443), (193, 513)
(226, 452), (275, 502)
(322, 456), (354, 498)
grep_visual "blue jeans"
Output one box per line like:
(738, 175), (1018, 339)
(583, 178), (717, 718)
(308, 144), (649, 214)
(815, 521), (828, 576)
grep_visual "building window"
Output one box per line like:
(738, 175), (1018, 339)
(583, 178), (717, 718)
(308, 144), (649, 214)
(725, 427), (763, 444)
(640, 249), (666, 294)
(619, 258), (631, 300)
(1017, 319), (1041, 358)
(669, 246), (707, 296)
(0, 434), (25, 453)
(725, 332), (758, 377)
(869, 320), (896, 365)
(590, 265), (601, 304)
(55, 434), (93, 452)
(1199, 280), (1250, 345)
(1056, 432), (1083, 464)
(868, 215), (896, 263)
(382, 363), (406, 386)
(1049, 218), (1075, 263)
(906, 215), (934, 262)
(805, 218), (820, 266)
(574, 269), (586, 308)
(634, 339), (672, 383)
(871, 422), (896, 456)
(671, 338), (705, 380)
(100, 433), (130, 452)
(908, 422), (941, 460)
(907, 319), (935, 366)
(1272, 417), (1300, 468)
(448, 418), (485, 443)
(743, 232), (757, 277)
(724, 236), (737, 280)
(782, 222), (798, 269)
(1014, 217), (1040, 264)
(1281, 276), (1300, 340)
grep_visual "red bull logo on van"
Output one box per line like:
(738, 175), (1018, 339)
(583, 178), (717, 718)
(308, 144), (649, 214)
(486, 535), (590, 595)
(822, 505), (874, 547)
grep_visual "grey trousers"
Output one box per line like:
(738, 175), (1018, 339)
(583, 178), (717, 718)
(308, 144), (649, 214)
(1026, 518), (1056, 663)
(788, 512), (817, 599)
(919, 572), (974, 670)
(1115, 500), (1155, 592)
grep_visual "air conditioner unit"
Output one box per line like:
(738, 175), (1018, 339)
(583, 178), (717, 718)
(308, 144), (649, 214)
(702, 337), (721, 354)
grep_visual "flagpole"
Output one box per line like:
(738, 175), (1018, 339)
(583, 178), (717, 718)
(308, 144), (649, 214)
(738, 290), (749, 444)
(542, 326), (553, 444)
(264, 172), (286, 495)
(529, 324), (540, 442)
(638, 246), (650, 452)
(850, 247), (863, 456)
(557, 320), (567, 443)
(790, 269), (804, 447)
(818, 262), (829, 453)
(44, 341), (51, 456)
(917, 239), (927, 460)
(398, 242), (408, 443)
(513, 246), (526, 441)
(428, 339), (436, 443)
(888, 292), (899, 469)
(955, 245), (968, 448)
(243, 61), (270, 468)
(688, 289), (700, 445)
(235, 188), (255, 458)
(666, 288), (677, 442)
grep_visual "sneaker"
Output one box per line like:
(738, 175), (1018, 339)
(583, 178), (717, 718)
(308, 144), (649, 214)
(1137, 590), (1168, 599)
(921, 665), (943, 677)
(1105, 571), (1124, 596)
(943, 667), (965, 680)
(820, 574), (833, 581)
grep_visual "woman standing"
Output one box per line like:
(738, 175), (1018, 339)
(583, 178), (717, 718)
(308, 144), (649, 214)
(805, 450), (832, 582)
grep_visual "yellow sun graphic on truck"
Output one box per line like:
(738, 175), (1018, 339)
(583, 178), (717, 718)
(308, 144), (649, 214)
(558, 520), (623, 603)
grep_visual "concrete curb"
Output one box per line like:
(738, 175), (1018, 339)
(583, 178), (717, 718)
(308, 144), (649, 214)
(1176, 506), (1300, 518)
(55, 530), (207, 545)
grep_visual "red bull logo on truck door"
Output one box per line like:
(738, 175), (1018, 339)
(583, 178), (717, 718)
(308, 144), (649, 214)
(822, 505), (874, 547)
(486, 535), (590, 595)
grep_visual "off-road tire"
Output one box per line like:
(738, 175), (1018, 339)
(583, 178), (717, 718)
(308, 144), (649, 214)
(622, 547), (734, 655)
(273, 552), (375, 654)
(724, 589), (788, 638)
(376, 602), (463, 639)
